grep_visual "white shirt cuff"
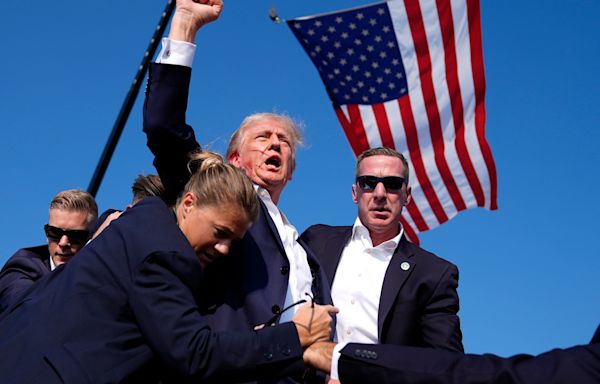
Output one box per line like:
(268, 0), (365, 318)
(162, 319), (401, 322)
(330, 342), (347, 380)
(155, 38), (196, 67)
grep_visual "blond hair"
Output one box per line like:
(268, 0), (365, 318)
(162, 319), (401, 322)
(181, 150), (259, 223)
(226, 112), (303, 172)
(49, 189), (98, 226)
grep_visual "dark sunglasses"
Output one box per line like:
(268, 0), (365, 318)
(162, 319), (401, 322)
(356, 175), (405, 191)
(264, 293), (315, 326)
(44, 224), (90, 245)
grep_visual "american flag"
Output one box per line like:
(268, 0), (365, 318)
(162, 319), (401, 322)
(288, 0), (497, 242)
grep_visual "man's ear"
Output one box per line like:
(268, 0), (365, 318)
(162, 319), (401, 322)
(403, 186), (412, 206)
(229, 151), (241, 167)
(351, 184), (359, 204)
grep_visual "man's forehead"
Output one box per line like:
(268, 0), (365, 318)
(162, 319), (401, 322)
(359, 155), (404, 174)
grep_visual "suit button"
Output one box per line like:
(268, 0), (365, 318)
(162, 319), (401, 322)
(354, 349), (362, 357)
(280, 265), (289, 275)
(264, 352), (273, 360)
(282, 345), (291, 356)
(372, 351), (378, 359)
(271, 305), (281, 314)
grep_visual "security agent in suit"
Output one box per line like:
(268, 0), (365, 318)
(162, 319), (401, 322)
(302, 325), (600, 383)
(300, 147), (462, 351)
(0, 189), (97, 312)
(143, 0), (331, 342)
(0, 150), (336, 383)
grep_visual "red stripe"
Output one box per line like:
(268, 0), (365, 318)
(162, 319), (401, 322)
(404, 0), (466, 214)
(397, 95), (448, 224)
(436, 0), (485, 208)
(335, 107), (369, 156)
(467, 0), (498, 210)
(372, 104), (396, 148)
(400, 216), (420, 245)
(405, 198), (429, 232)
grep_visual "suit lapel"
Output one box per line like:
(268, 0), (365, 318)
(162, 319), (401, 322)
(322, 228), (353, 286)
(257, 199), (287, 257)
(378, 236), (416, 338)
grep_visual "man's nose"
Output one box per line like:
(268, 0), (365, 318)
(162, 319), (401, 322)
(269, 134), (281, 149)
(373, 182), (387, 198)
(58, 235), (70, 247)
(214, 240), (232, 256)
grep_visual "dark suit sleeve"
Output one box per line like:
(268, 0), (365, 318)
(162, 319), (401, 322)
(339, 342), (600, 384)
(143, 63), (201, 205)
(130, 250), (305, 382)
(0, 254), (47, 312)
(421, 263), (463, 352)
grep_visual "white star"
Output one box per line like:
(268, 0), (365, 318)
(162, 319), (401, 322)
(349, 23), (357, 30)
(334, 41), (342, 49)
(375, 35), (382, 42)
(351, 87), (358, 93)
(347, 48), (355, 55)
(315, 20), (322, 27)
(357, 81), (364, 88)
(367, 45), (374, 52)
(328, 26), (336, 33)
(336, 16), (343, 24)
(310, 52), (317, 57)
(333, 88), (339, 93)
(396, 72), (403, 79)
(308, 29), (315, 36)
(362, 96), (369, 102)
(341, 32), (349, 39)
(392, 59), (400, 66)
(400, 87), (406, 93)
(321, 35), (329, 42)
(383, 26), (391, 33)
(380, 92), (388, 99)
(376, 77), (384, 84)
(388, 82), (396, 89)
(345, 75), (352, 81)
(354, 38), (362, 45)
(327, 52), (335, 59)
(377, 8), (385, 15)
(356, 13), (364, 20)
(360, 55), (367, 62)
(361, 29), (369, 37)
(387, 41), (395, 48)
(327, 74), (334, 79)
(371, 62), (379, 69)
(340, 58), (348, 65)
(340, 81), (346, 86)
(369, 18), (377, 26)
(315, 46), (322, 52)
(344, 94), (351, 100)
(294, 23), (302, 29)
(334, 68), (341, 75)
(380, 52), (387, 59)
(364, 71), (372, 78)
(369, 87), (376, 94)
(352, 65), (360, 72)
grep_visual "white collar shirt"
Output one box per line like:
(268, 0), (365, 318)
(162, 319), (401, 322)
(332, 217), (402, 344)
(255, 186), (313, 323)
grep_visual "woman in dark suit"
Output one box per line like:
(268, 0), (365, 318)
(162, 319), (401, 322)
(0, 151), (335, 383)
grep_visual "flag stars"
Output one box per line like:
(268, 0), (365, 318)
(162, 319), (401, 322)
(380, 92), (388, 99)
(341, 32), (349, 39)
(369, 18), (377, 26)
(362, 96), (369, 102)
(380, 51), (387, 59)
(321, 35), (329, 42)
(327, 52), (335, 59)
(364, 71), (372, 78)
(388, 82), (396, 89)
(293, 22), (302, 29)
(384, 68), (391, 74)
(345, 75), (353, 81)
(351, 87), (358, 93)
(315, 20), (323, 27)
(361, 29), (370, 36)
(371, 62), (379, 69)
(315, 46), (322, 52)
(375, 35), (382, 42)
(335, 16), (343, 24)
(396, 72), (403, 79)
(334, 41), (342, 49)
(360, 54), (367, 62)
(354, 38), (362, 45)
(357, 81), (365, 88)
(369, 87), (376, 94)
(349, 23), (357, 30)
(377, 8), (385, 15)
(340, 81), (346, 86)
(392, 58), (400, 66)
(383, 26), (391, 33)
(308, 29), (315, 36)
(340, 58), (348, 65)
(333, 88), (339, 94)
(356, 12), (364, 20)
(344, 94), (351, 100)
(328, 26), (336, 33)
(352, 65), (360, 72)
(347, 48), (355, 55)
(400, 87), (407, 93)
(334, 68), (341, 75)
(376, 77), (384, 84)
(367, 45), (374, 52)
(387, 41), (395, 48)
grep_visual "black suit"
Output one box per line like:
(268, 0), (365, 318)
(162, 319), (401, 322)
(338, 328), (600, 383)
(0, 197), (305, 383)
(143, 63), (332, 335)
(0, 245), (49, 313)
(300, 224), (462, 351)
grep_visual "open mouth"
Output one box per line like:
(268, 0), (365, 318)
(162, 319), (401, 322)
(265, 155), (281, 169)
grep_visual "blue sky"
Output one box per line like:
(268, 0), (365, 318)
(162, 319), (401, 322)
(1, 0), (599, 357)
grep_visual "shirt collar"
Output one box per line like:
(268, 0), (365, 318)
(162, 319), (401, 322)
(351, 217), (403, 251)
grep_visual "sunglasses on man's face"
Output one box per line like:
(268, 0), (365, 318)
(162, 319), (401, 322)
(356, 175), (405, 191)
(44, 224), (90, 245)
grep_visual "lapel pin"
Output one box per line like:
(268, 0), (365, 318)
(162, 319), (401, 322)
(400, 262), (410, 271)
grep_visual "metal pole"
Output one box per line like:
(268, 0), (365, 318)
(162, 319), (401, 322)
(87, 0), (176, 196)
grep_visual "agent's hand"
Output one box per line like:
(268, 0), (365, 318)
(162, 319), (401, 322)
(92, 211), (123, 240)
(292, 303), (338, 348)
(303, 341), (335, 374)
(169, 0), (224, 43)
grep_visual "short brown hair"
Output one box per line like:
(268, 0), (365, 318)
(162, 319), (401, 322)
(131, 174), (165, 204)
(355, 147), (410, 184)
(226, 112), (303, 172)
(181, 151), (259, 223)
(49, 189), (98, 226)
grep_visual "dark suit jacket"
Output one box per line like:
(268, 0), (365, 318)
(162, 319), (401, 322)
(338, 326), (600, 383)
(300, 224), (462, 352)
(0, 197), (305, 383)
(0, 245), (50, 313)
(143, 63), (332, 335)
